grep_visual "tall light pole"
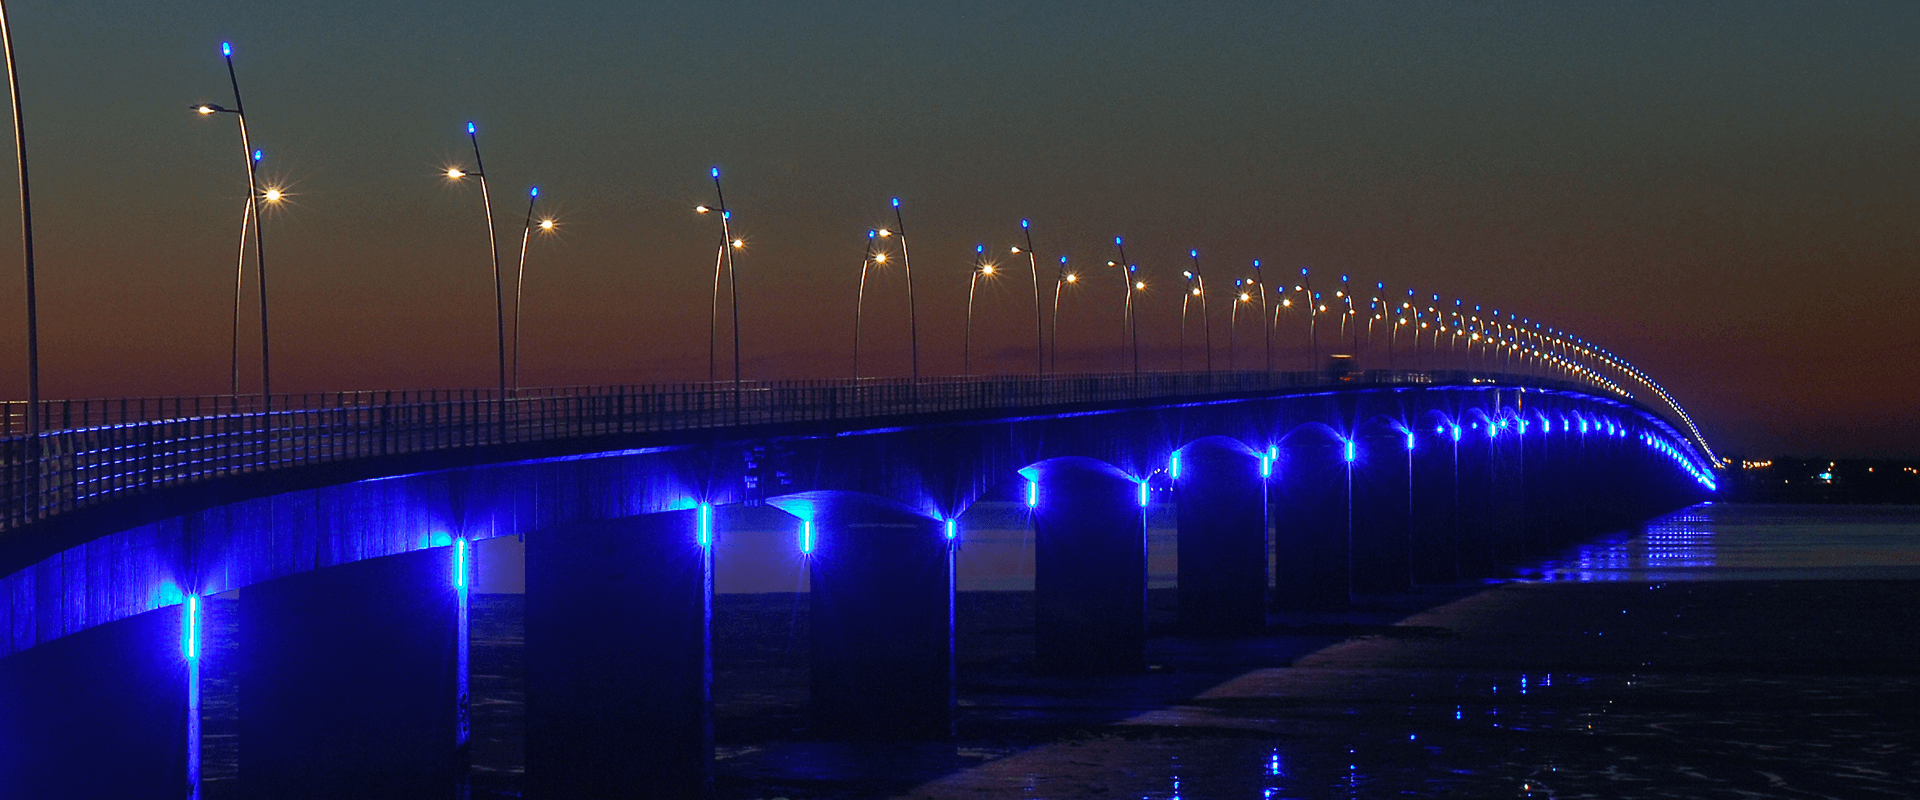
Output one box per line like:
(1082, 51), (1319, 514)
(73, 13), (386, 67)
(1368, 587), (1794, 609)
(697, 168), (744, 417)
(511, 187), (555, 390)
(889, 198), (920, 382)
(1110, 237), (1139, 377)
(1187, 250), (1212, 374)
(853, 230), (883, 379)
(1011, 220), (1043, 375)
(443, 122), (506, 402)
(1231, 280), (1253, 371)
(1250, 260), (1271, 372)
(1179, 269), (1197, 372)
(1050, 255), (1076, 374)
(1301, 267), (1318, 369)
(192, 42), (273, 398)
(0, 0), (35, 443)
(965, 244), (996, 377)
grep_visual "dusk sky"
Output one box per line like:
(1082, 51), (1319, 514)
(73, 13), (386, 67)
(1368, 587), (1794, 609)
(0, 1), (1911, 457)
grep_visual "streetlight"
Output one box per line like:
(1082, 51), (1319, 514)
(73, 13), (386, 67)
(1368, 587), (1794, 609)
(1300, 267), (1318, 369)
(511, 186), (556, 390)
(1050, 255), (1076, 374)
(1249, 260), (1271, 372)
(853, 229), (883, 379)
(1186, 249), (1212, 374)
(191, 41), (271, 398)
(965, 244), (997, 377)
(0, 0), (36, 443)
(884, 198), (920, 381)
(1109, 237), (1140, 377)
(443, 123), (508, 408)
(695, 167), (744, 396)
(1011, 220), (1043, 375)
(1230, 279), (1254, 371)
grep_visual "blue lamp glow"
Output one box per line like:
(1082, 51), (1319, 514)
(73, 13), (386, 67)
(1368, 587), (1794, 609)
(712, 167), (720, 178)
(252, 149), (263, 162)
(1344, 441), (1356, 462)
(1021, 219), (1030, 229)
(1260, 455), (1273, 478)
(530, 186), (539, 198)
(467, 121), (476, 135)
(183, 595), (200, 661)
(1170, 452), (1181, 479)
(698, 503), (713, 547)
(800, 520), (814, 554)
(1026, 480), (1038, 509)
(454, 538), (467, 588)
(221, 42), (232, 57)
(1137, 479), (1150, 507)
(1406, 432), (1416, 451)
(1190, 249), (1198, 258)
(944, 519), (957, 540)
(892, 197), (900, 207)
(1114, 236), (1123, 245)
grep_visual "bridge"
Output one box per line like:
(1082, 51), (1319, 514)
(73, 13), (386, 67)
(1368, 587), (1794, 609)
(0, 366), (1716, 799)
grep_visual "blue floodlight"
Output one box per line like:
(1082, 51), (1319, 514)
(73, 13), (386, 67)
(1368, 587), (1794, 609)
(183, 595), (200, 660)
(1344, 441), (1356, 462)
(454, 538), (467, 588)
(1260, 455), (1273, 478)
(698, 503), (713, 547)
(1170, 452), (1181, 479)
(1137, 480), (1150, 507)
(800, 520), (814, 554)
(944, 519), (957, 540)
(1026, 480), (1038, 509)
(1451, 425), (1462, 441)
(1406, 432), (1416, 451)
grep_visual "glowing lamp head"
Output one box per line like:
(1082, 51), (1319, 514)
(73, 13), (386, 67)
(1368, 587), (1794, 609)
(467, 121), (476, 135)
(195, 105), (215, 115)
(447, 168), (466, 179)
(1253, 259), (1261, 267)
(262, 188), (282, 203)
(1190, 287), (1201, 296)
(221, 41), (232, 57)
(1058, 255), (1067, 264)
(712, 167), (720, 179)
(731, 238), (744, 249)
(539, 219), (555, 230)
(868, 229), (876, 239)
(1114, 236), (1123, 245)
(981, 265), (995, 275)
(1190, 249), (1198, 258)
(1135, 280), (1146, 290)
(252, 149), (263, 162)
(1021, 219), (1030, 228)
(1239, 292), (1251, 302)
(976, 244), (984, 254)
(694, 205), (709, 213)
(1010, 246), (1021, 254)
(530, 186), (539, 198)
(874, 253), (887, 263)
(877, 228), (891, 237)
(1065, 273), (1079, 283)
(1183, 270), (1193, 279)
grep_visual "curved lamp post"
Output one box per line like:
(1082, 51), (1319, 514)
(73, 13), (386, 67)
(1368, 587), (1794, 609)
(510, 187), (555, 389)
(1010, 220), (1042, 375)
(443, 122), (507, 403)
(884, 198), (920, 381)
(1050, 255), (1076, 374)
(1249, 259), (1271, 372)
(1186, 249), (1212, 374)
(0, 0), (35, 442)
(964, 244), (997, 377)
(1300, 267), (1318, 369)
(191, 42), (272, 398)
(695, 168), (744, 390)
(853, 229), (884, 378)
(1109, 237), (1140, 377)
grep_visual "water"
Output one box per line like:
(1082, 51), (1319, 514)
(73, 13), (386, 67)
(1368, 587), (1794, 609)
(199, 503), (1920, 798)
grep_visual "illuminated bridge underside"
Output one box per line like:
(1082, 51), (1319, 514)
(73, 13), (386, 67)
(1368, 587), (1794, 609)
(0, 372), (1712, 659)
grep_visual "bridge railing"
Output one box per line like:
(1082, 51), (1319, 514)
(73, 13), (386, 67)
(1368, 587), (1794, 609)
(0, 369), (1601, 531)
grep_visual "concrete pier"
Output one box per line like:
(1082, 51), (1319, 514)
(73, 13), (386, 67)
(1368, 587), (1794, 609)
(238, 547), (465, 800)
(525, 510), (713, 797)
(1172, 436), (1269, 634)
(1273, 428), (1352, 608)
(1022, 458), (1148, 673)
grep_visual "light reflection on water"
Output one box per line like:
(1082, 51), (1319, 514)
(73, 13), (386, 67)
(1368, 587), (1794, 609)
(1537, 502), (1920, 581)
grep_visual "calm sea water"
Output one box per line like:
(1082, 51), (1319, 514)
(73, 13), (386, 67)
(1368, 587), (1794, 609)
(1534, 502), (1920, 582)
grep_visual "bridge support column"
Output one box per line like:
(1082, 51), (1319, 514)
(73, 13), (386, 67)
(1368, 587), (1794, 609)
(1172, 438), (1269, 634)
(239, 547), (466, 800)
(771, 492), (953, 739)
(0, 605), (193, 800)
(1021, 458), (1147, 673)
(1489, 420), (1528, 571)
(525, 510), (712, 798)
(1409, 425), (1461, 584)
(1350, 428), (1414, 594)
(1273, 432), (1351, 609)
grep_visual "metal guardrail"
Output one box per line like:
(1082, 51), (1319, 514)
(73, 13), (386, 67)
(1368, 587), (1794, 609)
(0, 369), (1631, 532)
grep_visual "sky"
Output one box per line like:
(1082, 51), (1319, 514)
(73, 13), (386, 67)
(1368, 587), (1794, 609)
(0, 1), (1911, 457)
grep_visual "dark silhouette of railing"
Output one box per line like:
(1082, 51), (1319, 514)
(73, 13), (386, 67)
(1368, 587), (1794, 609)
(0, 369), (1653, 531)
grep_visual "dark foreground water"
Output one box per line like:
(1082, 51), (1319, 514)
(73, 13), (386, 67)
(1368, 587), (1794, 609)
(200, 503), (1920, 798)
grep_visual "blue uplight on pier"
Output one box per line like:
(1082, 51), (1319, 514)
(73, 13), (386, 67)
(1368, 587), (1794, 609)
(182, 595), (200, 661)
(1170, 452), (1181, 479)
(1260, 454), (1273, 478)
(453, 538), (467, 588)
(1026, 480), (1039, 509)
(698, 503), (713, 547)
(1344, 441), (1356, 462)
(944, 519), (956, 540)
(1137, 479), (1150, 507)
(1406, 431), (1416, 451)
(800, 520), (814, 554)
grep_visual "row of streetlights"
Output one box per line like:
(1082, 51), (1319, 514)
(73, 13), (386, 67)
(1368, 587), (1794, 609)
(0, 28), (1710, 464)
